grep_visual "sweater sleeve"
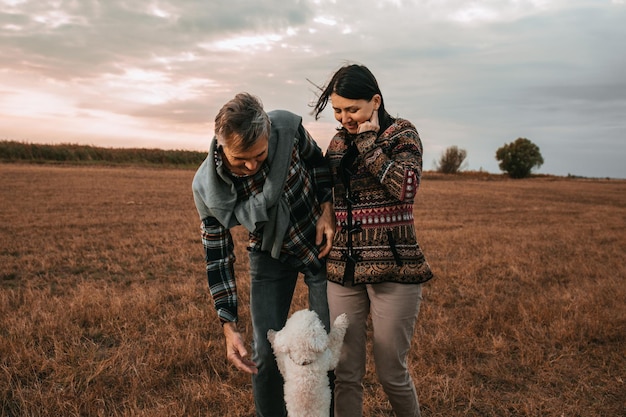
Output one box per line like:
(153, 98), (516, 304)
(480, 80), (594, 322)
(353, 120), (423, 202)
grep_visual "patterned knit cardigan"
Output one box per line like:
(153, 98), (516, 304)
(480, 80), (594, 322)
(325, 118), (434, 285)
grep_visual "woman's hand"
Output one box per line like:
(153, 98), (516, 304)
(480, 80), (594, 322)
(357, 109), (380, 134)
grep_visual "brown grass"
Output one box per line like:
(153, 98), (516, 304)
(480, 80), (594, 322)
(1, 164), (624, 417)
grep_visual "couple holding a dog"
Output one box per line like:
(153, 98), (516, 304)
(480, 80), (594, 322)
(192, 63), (433, 417)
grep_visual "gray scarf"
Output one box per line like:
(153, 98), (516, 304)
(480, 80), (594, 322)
(192, 110), (301, 259)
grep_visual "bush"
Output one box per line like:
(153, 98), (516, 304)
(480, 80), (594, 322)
(495, 138), (544, 178)
(436, 146), (467, 174)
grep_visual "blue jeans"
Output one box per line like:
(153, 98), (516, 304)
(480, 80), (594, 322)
(248, 251), (330, 417)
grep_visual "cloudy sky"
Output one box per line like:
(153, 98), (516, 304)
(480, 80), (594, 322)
(1, 0), (625, 178)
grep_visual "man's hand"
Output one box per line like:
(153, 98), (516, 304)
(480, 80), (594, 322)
(223, 322), (258, 374)
(316, 201), (336, 258)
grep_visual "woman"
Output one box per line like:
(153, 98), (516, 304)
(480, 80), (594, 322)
(312, 64), (434, 417)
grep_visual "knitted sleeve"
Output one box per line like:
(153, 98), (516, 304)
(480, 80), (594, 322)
(353, 119), (423, 202)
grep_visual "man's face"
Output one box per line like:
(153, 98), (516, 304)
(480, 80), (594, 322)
(220, 135), (269, 177)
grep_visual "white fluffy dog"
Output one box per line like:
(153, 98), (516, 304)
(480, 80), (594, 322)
(268, 309), (349, 417)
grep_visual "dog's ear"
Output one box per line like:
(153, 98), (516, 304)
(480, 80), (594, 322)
(308, 334), (327, 353)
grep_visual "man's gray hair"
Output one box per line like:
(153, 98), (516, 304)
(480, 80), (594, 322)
(215, 92), (271, 150)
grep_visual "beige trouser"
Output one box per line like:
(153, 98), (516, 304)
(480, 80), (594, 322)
(328, 281), (423, 417)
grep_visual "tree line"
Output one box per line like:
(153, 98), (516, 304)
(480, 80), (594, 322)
(1, 138), (544, 178)
(435, 137), (544, 179)
(0, 140), (207, 168)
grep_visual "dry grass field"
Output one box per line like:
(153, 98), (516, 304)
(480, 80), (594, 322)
(1, 163), (624, 417)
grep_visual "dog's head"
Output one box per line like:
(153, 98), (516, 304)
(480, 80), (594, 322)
(267, 309), (329, 366)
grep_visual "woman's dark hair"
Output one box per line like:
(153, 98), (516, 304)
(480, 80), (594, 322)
(311, 64), (395, 134)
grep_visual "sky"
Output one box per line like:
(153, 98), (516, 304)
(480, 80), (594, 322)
(1, 0), (625, 178)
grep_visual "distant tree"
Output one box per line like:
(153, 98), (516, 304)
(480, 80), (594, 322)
(495, 137), (544, 178)
(436, 146), (467, 174)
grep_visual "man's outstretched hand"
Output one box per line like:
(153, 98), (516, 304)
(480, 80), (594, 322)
(223, 322), (258, 374)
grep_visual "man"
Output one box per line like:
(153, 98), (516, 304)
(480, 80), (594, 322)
(192, 92), (335, 417)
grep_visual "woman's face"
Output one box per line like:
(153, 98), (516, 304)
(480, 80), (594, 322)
(330, 92), (381, 134)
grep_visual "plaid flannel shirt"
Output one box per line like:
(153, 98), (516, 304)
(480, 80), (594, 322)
(200, 125), (332, 323)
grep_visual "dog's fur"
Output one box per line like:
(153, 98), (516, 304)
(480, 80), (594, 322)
(268, 309), (349, 417)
